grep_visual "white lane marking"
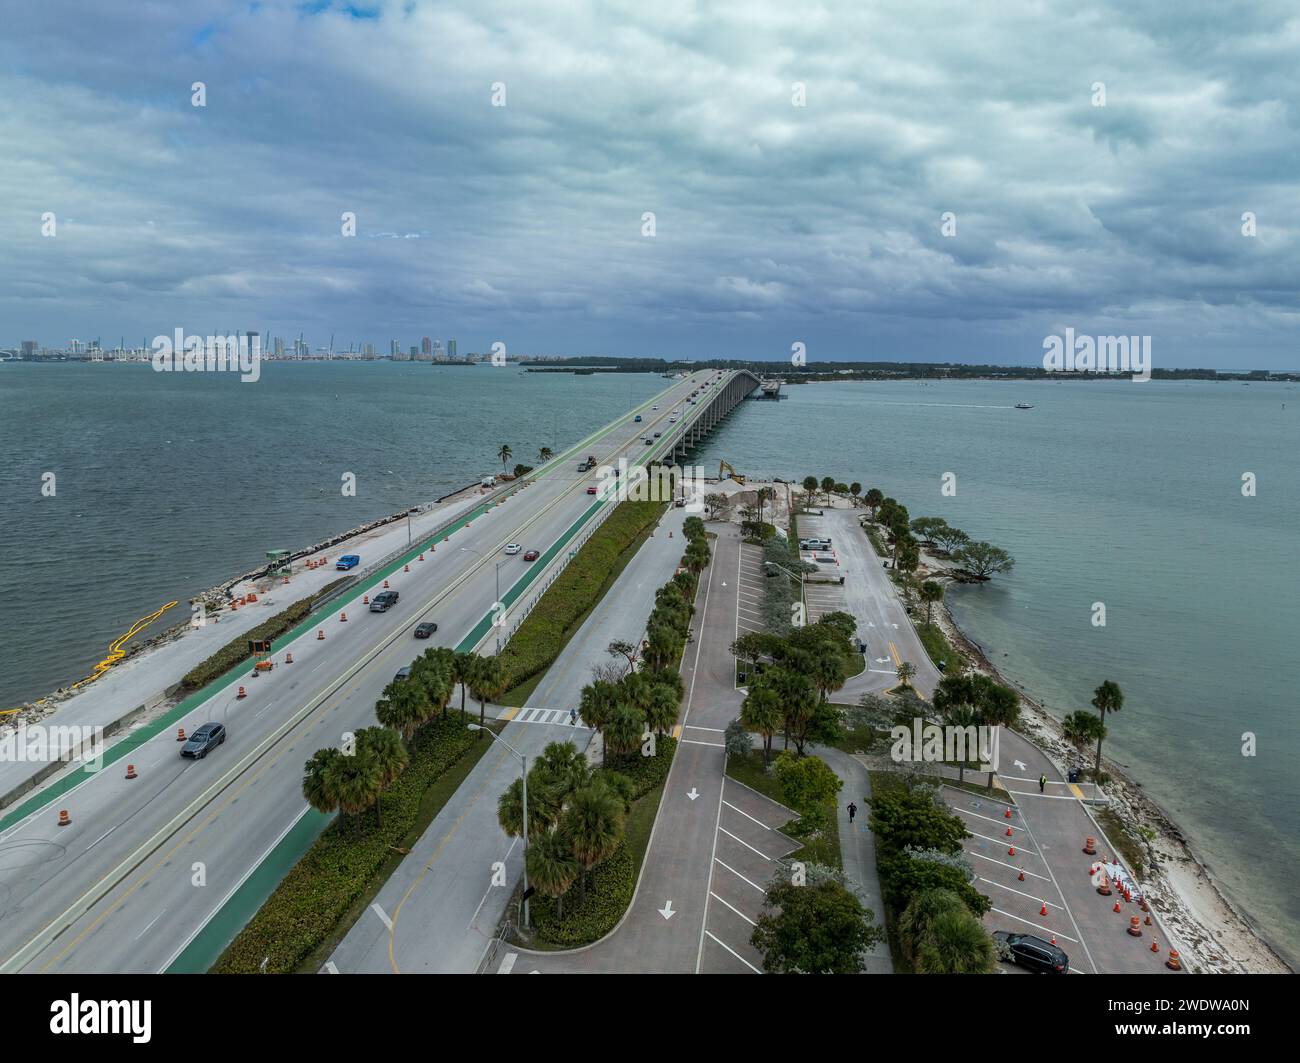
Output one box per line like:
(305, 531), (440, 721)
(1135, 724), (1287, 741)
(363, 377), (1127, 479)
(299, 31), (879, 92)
(958, 807), (1019, 828)
(704, 930), (762, 973)
(134, 909), (166, 941)
(684, 725), (725, 732)
(714, 858), (765, 894)
(978, 877), (1064, 909)
(497, 952), (518, 974)
(988, 906), (1078, 943)
(722, 800), (774, 830)
(719, 826), (771, 860)
(681, 739), (725, 748)
(322, 960), (340, 974)
(709, 891), (757, 926)
(370, 903), (393, 931)
(967, 828), (1039, 855)
(968, 850), (1051, 881)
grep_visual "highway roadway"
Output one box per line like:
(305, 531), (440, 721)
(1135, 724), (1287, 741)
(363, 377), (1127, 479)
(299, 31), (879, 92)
(0, 369), (729, 973)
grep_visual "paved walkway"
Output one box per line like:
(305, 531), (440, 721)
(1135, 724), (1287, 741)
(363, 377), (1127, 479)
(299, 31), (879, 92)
(819, 746), (893, 973)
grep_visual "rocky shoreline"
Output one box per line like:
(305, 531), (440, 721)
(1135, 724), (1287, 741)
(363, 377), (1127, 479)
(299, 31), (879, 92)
(920, 556), (1292, 974)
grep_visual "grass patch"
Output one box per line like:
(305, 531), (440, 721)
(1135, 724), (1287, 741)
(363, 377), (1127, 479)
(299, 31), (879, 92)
(1095, 806), (1146, 876)
(212, 713), (491, 974)
(915, 621), (957, 672)
(727, 749), (841, 870)
(497, 500), (666, 705)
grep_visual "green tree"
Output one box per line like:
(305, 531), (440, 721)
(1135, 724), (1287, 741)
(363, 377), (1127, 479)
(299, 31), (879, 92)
(538, 446), (553, 463)
(356, 726), (409, 826)
(526, 831), (580, 918)
(915, 908), (997, 974)
(375, 679), (432, 744)
(302, 748), (342, 817)
(849, 482), (862, 505)
(751, 879), (882, 974)
(898, 887), (966, 969)
(955, 541), (1015, 579)
(820, 476), (835, 504)
(1063, 709), (1106, 759)
(644, 682), (679, 736)
(563, 780), (625, 900)
(1090, 679), (1124, 773)
(895, 661), (917, 689)
(579, 680), (619, 765)
(864, 488), (884, 520)
(773, 751), (842, 814)
(920, 580), (944, 625)
(603, 701), (644, 761)
(497, 443), (512, 471)
(801, 475), (819, 501)
(467, 654), (507, 736)
(932, 525), (970, 555)
(452, 651), (475, 721)
(741, 684), (783, 765)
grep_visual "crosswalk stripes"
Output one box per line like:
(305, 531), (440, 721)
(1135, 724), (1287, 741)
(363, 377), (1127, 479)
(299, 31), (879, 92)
(495, 706), (584, 727)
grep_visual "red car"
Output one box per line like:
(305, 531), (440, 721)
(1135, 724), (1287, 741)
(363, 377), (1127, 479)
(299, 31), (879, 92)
(523, 550), (540, 561)
(586, 486), (597, 495)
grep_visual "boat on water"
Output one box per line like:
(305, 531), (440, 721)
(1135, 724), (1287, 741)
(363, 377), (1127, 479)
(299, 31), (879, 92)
(1014, 402), (1034, 409)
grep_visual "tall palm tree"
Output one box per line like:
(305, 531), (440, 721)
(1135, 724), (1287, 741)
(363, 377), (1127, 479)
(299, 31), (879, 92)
(1090, 679), (1124, 773)
(452, 651), (475, 721)
(468, 654), (506, 735)
(579, 680), (618, 765)
(302, 748), (342, 816)
(526, 832), (580, 918)
(603, 702), (644, 761)
(865, 488), (884, 520)
(820, 476), (835, 504)
(899, 887), (966, 968)
(497, 444), (512, 472)
(538, 446), (553, 464)
(563, 781), (625, 901)
(644, 683), (679, 736)
(920, 580), (944, 625)
(357, 726), (408, 826)
(376, 681), (431, 745)
(741, 684), (782, 765)
(331, 748), (384, 835)
(849, 482), (862, 506)
(915, 910), (997, 974)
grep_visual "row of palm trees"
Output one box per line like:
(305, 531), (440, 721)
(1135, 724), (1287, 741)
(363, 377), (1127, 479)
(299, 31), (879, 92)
(497, 445), (554, 473)
(301, 646), (509, 831)
(800, 476), (871, 509)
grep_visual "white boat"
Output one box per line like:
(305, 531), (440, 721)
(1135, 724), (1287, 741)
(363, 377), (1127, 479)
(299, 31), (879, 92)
(1014, 402), (1034, 409)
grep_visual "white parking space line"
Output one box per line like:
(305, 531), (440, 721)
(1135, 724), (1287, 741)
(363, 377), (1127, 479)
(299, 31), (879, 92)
(958, 807), (1022, 828)
(989, 907), (1078, 943)
(968, 851), (1051, 881)
(719, 826), (771, 860)
(967, 828), (1039, 855)
(709, 891), (758, 926)
(722, 800), (774, 830)
(684, 725), (725, 732)
(705, 930), (762, 973)
(979, 877), (1065, 909)
(715, 858), (766, 893)
(681, 739), (725, 748)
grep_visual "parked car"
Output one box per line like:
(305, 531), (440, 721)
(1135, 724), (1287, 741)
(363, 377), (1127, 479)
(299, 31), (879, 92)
(992, 932), (1069, 974)
(369, 590), (399, 612)
(413, 622), (438, 639)
(180, 722), (226, 759)
(523, 549), (540, 561)
(504, 543), (521, 555)
(586, 486), (598, 494)
(335, 554), (360, 570)
(393, 665), (412, 682)
(634, 414), (642, 422)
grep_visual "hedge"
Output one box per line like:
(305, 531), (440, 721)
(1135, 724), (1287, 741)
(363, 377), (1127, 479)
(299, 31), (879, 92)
(212, 714), (478, 973)
(604, 734), (677, 800)
(531, 842), (635, 947)
(180, 578), (350, 690)
(496, 500), (666, 692)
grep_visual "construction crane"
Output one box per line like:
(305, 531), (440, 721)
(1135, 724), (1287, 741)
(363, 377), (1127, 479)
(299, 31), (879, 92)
(719, 460), (746, 485)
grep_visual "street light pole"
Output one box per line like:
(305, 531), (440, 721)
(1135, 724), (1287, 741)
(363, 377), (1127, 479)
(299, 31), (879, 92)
(468, 725), (529, 929)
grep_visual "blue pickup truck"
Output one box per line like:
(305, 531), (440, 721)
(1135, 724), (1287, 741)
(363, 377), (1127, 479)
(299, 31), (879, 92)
(336, 554), (360, 570)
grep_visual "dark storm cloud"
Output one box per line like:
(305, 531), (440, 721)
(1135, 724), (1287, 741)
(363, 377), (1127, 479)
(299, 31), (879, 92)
(1, 0), (1296, 367)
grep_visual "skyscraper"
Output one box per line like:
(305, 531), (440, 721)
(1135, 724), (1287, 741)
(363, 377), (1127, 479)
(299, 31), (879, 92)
(421, 336), (432, 356)
(447, 338), (457, 360)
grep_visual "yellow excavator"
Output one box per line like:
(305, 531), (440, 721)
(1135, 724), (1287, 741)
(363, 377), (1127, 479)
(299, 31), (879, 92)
(719, 460), (746, 485)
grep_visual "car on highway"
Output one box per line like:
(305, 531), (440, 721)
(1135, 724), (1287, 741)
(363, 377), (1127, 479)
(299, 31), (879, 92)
(669, 416), (677, 423)
(643, 437), (653, 445)
(393, 665), (412, 682)
(336, 554), (360, 570)
(653, 431), (661, 438)
(413, 621), (438, 638)
(586, 486), (598, 494)
(504, 543), (521, 555)
(523, 549), (540, 561)
(180, 722), (226, 759)
(992, 932), (1069, 973)
(634, 414), (642, 422)
(651, 405), (659, 410)
(369, 590), (399, 612)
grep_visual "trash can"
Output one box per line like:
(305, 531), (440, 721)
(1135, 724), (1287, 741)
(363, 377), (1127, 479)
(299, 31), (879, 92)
(1068, 768), (1079, 784)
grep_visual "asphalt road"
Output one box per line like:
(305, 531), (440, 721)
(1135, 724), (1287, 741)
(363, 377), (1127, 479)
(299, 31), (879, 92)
(0, 371), (726, 973)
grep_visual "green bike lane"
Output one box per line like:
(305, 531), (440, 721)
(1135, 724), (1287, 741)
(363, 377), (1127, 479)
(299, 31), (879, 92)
(161, 372), (717, 970)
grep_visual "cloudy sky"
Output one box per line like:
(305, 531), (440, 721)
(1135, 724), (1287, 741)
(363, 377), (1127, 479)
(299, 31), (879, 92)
(2, 0), (1297, 368)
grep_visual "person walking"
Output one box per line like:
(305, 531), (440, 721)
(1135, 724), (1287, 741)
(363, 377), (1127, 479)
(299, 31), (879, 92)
(1038, 773), (1047, 794)
(569, 707), (578, 726)
(847, 801), (857, 824)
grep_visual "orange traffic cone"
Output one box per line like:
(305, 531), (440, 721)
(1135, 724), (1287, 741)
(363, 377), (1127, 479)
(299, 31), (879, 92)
(1128, 916), (1142, 937)
(1005, 826), (1013, 837)
(177, 728), (187, 741)
(57, 809), (71, 827)
(383, 580), (389, 589)
(237, 686), (247, 699)
(404, 563), (410, 572)
(418, 554), (425, 561)
(1144, 914), (1153, 927)
(1166, 950), (1182, 971)
(1151, 939), (1159, 953)
(1018, 870), (1025, 881)
(125, 764), (137, 780)
(363, 595), (370, 605)
(285, 653), (294, 664)
(247, 593), (258, 603)
(340, 612), (348, 622)
(1083, 836), (1097, 855)
(1040, 903), (1048, 916)
(283, 576), (290, 585)
(317, 629), (325, 640)
(1008, 846), (1016, 856)
(1113, 900), (1122, 913)
(1004, 807), (1012, 819)
(1096, 872), (1112, 896)
(1050, 936), (1057, 946)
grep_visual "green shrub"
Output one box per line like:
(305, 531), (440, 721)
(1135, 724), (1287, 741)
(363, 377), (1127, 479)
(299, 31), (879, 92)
(604, 735), (676, 800)
(532, 842), (634, 947)
(182, 598), (312, 690)
(212, 715), (478, 973)
(497, 501), (665, 692)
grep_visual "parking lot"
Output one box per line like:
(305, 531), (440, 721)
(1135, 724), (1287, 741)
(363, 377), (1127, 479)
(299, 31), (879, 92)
(698, 778), (800, 973)
(736, 543), (766, 637)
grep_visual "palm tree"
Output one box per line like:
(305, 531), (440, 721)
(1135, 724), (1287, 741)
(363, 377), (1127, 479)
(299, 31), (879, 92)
(498, 774), (560, 839)
(526, 832), (580, 918)
(899, 887), (965, 968)
(808, 643), (846, 704)
(820, 476), (835, 504)
(644, 683), (679, 736)
(1063, 709), (1105, 759)
(497, 444), (512, 472)
(946, 704), (979, 783)
(563, 781), (625, 901)
(849, 482), (862, 506)
(1090, 679), (1124, 774)
(915, 910), (997, 974)
(302, 748), (342, 816)
(357, 726), (408, 826)
(451, 651), (475, 721)
(801, 475), (818, 505)
(920, 580), (944, 625)
(538, 446), (553, 464)
(331, 747), (384, 835)
(741, 684), (782, 765)
(864, 488), (884, 520)
(468, 654), (506, 735)
(603, 702), (644, 761)
(579, 680), (618, 764)
(376, 680), (432, 745)
(644, 621), (682, 671)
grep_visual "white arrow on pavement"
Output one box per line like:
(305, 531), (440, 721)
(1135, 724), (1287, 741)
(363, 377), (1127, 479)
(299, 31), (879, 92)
(1014, 759), (1027, 771)
(659, 901), (676, 920)
(687, 788), (700, 801)
(875, 657), (891, 664)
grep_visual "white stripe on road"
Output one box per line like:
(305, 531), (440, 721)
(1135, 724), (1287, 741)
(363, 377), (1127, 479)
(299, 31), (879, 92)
(978, 877), (1064, 909)
(497, 952), (518, 974)
(989, 906), (1078, 944)
(715, 858), (765, 894)
(322, 960), (340, 974)
(968, 850), (1051, 881)
(719, 826), (771, 860)
(681, 739), (725, 748)
(967, 828), (1039, 855)
(709, 891), (757, 926)
(370, 903), (393, 931)
(722, 800), (774, 830)
(704, 930), (762, 973)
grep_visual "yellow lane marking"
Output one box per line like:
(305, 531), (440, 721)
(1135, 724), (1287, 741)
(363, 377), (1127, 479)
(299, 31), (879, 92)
(671, 724), (683, 739)
(500, 707), (520, 721)
(888, 641), (901, 668)
(1068, 783), (1085, 799)
(388, 743), (513, 974)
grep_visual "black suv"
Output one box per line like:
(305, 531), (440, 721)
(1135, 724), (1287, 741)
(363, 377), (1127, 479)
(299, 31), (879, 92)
(181, 722), (226, 759)
(369, 590), (400, 613)
(992, 931), (1069, 973)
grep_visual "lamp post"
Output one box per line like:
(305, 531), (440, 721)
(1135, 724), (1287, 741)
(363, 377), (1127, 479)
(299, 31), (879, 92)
(461, 547), (510, 653)
(468, 724), (530, 929)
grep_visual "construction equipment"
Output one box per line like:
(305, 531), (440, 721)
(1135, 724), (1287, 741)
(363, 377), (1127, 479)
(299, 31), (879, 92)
(719, 460), (746, 485)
